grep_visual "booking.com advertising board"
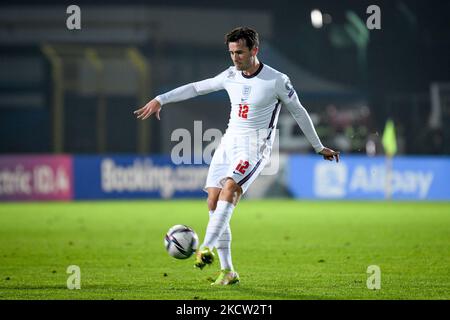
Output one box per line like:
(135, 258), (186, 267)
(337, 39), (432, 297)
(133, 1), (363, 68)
(73, 156), (208, 199)
(287, 155), (450, 200)
(1, 154), (449, 201)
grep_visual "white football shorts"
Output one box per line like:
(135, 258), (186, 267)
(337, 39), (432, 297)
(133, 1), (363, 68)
(204, 133), (273, 194)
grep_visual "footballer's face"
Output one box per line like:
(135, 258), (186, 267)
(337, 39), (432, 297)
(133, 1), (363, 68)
(228, 39), (258, 71)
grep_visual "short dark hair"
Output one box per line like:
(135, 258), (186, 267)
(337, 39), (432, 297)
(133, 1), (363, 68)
(225, 27), (259, 50)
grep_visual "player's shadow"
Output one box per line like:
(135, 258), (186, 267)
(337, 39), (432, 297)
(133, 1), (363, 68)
(231, 287), (329, 300)
(211, 286), (328, 300)
(189, 285), (328, 300)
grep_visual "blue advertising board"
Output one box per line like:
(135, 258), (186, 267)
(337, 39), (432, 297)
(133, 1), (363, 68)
(288, 155), (450, 200)
(73, 155), (208, 200)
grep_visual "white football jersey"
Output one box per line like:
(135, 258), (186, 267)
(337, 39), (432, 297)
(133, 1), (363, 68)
(156, 63), (324, 153)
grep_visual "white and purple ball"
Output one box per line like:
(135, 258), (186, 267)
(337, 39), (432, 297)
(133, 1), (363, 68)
(164, 225), (199, 259)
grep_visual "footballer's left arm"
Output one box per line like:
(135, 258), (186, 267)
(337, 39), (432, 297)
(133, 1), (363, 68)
(277, 75), (339, 162)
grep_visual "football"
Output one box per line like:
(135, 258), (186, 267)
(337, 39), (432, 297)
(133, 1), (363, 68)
(164, 224), (199, 259)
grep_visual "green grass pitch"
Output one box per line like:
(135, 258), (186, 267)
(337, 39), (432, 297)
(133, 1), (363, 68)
(0, 200), (449, 300)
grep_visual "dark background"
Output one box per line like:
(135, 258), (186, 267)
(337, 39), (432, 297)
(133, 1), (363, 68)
(1, 0), (449, 155)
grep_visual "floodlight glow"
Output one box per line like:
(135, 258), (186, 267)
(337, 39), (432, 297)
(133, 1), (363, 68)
(311, 9), (323, 28)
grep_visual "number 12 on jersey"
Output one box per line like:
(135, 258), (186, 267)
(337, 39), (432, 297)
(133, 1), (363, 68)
(235, 160), (249, 174)
(238, 104), (249, 119)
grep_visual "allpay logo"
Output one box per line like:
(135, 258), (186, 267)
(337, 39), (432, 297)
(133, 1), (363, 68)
(314, 163), (434, 199)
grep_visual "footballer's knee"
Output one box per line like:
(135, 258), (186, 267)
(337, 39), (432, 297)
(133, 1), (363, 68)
(219, 178), (242, 205)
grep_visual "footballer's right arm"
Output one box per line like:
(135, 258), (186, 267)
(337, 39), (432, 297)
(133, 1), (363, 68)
(134, 68), (228, 120)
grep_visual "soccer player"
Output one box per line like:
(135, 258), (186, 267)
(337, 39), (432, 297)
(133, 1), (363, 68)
(134, 27), (340, 285)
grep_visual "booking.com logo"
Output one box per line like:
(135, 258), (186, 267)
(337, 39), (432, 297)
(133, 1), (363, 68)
(170, 121), (280, 176)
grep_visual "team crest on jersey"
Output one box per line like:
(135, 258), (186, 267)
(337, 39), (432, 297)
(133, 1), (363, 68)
(241, 85), (252, 102)
(227, 69), (236, 79)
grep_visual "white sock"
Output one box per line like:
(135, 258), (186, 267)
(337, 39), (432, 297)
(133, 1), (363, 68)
(202, 200), (235, 251)
(209, 210), (234, 271)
